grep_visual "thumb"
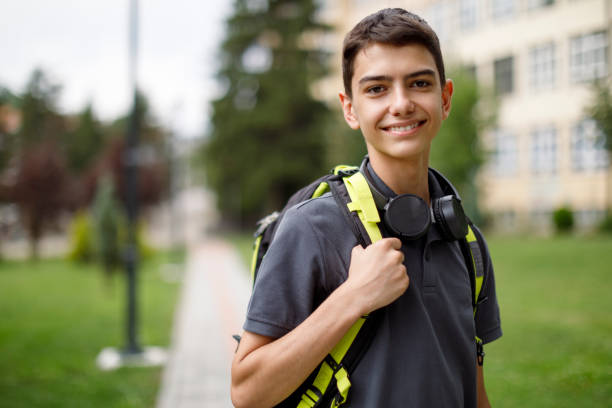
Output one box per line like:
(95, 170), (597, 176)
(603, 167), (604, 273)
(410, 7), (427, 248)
(351, 244), (365, 257)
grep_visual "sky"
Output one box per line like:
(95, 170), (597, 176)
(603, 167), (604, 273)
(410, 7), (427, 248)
(0, 0), (233, 138)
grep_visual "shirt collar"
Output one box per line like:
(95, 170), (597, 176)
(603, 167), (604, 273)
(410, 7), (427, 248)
(361, 157), (446, 243)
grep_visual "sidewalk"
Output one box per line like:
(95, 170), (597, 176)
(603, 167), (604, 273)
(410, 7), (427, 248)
(156, 237), (251, 408)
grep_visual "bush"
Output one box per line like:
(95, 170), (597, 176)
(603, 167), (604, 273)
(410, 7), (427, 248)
(552, 206), (574, 233)
(599, 211), (612, 233)
(67, 211), (94, 262)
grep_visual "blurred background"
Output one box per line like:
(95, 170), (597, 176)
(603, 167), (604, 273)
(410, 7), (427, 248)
(0, 0), (610, 407)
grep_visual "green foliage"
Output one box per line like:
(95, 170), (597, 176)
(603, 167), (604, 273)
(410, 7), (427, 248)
(204, 0), (332, 227)
(0, 254), (181, 407)
(64, 104), (104, 172)
(598, 211), (612, 233)
(92, 176), (123, 276)
(65, 177), (155, 277)
(16, 69), (67, 148)
(430, 67), (496, 223)
(67, 211), (94, 262)
(585, 79), (612, 153)
(552, 206), (574, 233)
(323, 109), (367, 169)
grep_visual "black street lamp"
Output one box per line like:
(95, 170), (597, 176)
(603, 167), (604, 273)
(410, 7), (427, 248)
(96, 0), (166, 370)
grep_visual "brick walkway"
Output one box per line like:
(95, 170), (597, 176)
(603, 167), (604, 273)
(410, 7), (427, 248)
(156, 238), (251, 408)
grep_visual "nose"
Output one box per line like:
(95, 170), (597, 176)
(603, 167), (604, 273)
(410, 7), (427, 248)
(389, 86), (415, 116)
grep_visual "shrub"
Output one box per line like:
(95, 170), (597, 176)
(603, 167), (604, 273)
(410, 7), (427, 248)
(67, 211), (94, 262)
(599, 211), (612, 234)
(552, 206), (574, 233)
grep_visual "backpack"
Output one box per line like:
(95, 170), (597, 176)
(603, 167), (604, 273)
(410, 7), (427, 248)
(243, 165), (488, 408)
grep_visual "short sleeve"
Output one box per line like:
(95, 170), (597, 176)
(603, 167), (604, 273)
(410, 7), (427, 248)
(244, 204), (328, 339)
(473, 227), (503, 345)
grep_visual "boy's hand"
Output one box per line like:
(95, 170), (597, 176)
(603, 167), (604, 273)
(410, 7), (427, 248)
(344, 238), (409, 315)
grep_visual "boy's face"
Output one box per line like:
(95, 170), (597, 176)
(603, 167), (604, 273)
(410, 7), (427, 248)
(339, 42), (453, 165)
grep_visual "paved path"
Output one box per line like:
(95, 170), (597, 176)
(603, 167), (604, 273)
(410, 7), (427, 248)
(156, 238), (251, 408)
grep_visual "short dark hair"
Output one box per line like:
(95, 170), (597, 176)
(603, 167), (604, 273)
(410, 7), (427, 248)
(342, 8), (445, 98)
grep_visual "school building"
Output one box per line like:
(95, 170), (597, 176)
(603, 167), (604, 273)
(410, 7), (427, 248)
(318, 0), (611, 233)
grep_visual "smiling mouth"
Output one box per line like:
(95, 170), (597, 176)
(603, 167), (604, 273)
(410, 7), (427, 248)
(384, 121), (426, 132)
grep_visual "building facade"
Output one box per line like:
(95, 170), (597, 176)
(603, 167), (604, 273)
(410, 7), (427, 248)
(319, 0), (611, 232)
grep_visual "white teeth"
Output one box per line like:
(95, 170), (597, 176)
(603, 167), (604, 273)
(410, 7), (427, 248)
(389, 123), (420, 132)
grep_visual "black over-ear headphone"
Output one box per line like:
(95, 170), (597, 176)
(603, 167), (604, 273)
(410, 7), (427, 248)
(361, 160), (468, 241)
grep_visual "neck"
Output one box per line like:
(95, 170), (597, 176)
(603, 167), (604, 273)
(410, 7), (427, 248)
(368, 155), (430, 203)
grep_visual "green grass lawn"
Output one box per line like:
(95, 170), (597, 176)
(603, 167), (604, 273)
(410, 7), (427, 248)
(484, 235), (612, 407)
(0, 251), (182, 408)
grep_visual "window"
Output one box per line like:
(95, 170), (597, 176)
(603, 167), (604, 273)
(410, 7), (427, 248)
(529, 43), (556, 90)
(459, 0), (477, 31)
(530, 126), (557, 174)
(494, 56), (514, 95)
(529, 208), (551, 229)
(492, 128), (519, 176)
(570, 31), (608, 83)
(571, 119), (609, 171)
(491, 0), (515, 19)
(575, 209), (607, 229)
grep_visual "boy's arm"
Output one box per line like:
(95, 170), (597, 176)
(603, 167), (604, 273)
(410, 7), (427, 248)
(231, 238), (408, 408)
(477, 363), (492, 408)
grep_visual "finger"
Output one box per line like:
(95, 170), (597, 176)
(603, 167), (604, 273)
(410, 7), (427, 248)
(394, 250), (405, 264)
(386, 237), (402, 250)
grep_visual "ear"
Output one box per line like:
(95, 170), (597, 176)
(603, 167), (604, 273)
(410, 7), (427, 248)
(338, 92), (360, 130)
(441, 79), (454, 120)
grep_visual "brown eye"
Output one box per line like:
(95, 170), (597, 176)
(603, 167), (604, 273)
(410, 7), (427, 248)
(366, 85), (386, 94)
(412, 80), (431, 88)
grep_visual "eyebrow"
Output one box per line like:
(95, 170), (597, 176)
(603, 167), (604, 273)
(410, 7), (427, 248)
(358, 69), (437, 85)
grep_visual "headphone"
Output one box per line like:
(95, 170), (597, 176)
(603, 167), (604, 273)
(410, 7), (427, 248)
(361, 160), (468, 241)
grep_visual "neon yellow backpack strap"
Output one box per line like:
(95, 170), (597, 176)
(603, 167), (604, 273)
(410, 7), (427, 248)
(343, 172), (383, 243)
(250, 235), (263, 283)
(297, 170), (384, 408)
(311, 166), (359, 200)
(465, 224), (484, 315)
(297, 316), (367, 408)
(465, 224), (487, 365)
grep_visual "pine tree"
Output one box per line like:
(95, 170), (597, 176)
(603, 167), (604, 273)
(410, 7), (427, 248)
(204, 0), (331, 227)
(64, 104), (104, 173)
(17, 69), (67, 148)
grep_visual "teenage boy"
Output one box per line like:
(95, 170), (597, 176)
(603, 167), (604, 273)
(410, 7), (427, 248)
(231, 8), (501, 408)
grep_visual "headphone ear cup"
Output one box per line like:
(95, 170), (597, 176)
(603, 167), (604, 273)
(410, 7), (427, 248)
(432, 195), (468, 241)
(384, 194), (431, 240)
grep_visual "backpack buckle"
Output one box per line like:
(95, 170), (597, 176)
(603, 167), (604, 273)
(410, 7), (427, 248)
(476, 338), (485, 366)
(336, 168), (359, 178)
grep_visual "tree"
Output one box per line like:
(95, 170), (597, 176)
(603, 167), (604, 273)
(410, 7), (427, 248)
(12, 141), (69, 258)
(2, 70), (72, 259)
(64, 104), (104, 173)
(429, 68), (496, 223)
(16, 69), (67, 148)
(92, 175), (123, 281)
(204, 0), (332, 227)
(0, 87), (20, 175)
(585, 79), (612, 212)
(79, 92), (168, 213)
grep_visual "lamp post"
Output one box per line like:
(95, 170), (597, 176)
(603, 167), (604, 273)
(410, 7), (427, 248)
(124, 0), (141, 356)
(96, 0), (166, 370)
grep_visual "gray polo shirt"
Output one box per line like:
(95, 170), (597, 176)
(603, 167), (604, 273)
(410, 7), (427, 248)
(244, 168), (502, 407)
